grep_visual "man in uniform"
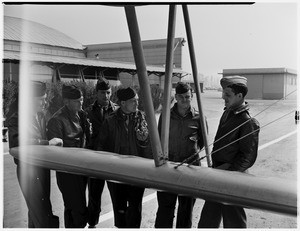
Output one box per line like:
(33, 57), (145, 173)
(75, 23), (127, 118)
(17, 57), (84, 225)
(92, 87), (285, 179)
(7, 81), (62, 228)
(47, 84), (91, 228)
(95, 87), (150, 228)
(85, 80), (118, 228)
(154, 82), (205, 228)
(198, 76), (260, 228)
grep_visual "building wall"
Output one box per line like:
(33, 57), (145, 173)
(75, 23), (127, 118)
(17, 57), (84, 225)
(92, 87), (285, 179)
(223, 68), (297, 100)
(86, 38), (185, 69)
(262, 74), (284, 99)
(284, 73), (297, 99)
(245, 75), (263, 99)
(119, 72), (181, 89)
(85, 39), (188, 88)
(87, 43), (183, 69)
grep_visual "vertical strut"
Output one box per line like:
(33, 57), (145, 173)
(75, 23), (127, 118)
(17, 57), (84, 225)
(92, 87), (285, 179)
(182, 5), (212, 167)
(124, 6), (165, 167)
(161, 5), (177, 158)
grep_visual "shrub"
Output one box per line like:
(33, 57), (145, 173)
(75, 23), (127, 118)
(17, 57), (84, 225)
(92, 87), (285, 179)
(136, 84), (164, 113)
(2, 81), (18, 117)
(3, 81), (165, 120)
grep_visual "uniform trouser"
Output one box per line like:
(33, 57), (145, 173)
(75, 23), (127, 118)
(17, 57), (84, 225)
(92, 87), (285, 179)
(154, 191), (195, 228)
(56, 172), (88, 228)
(107, 182), (145, 228)
(16, 162), (59, 228)
(198, 201), (247, 228)
(87, 178), (105, 226)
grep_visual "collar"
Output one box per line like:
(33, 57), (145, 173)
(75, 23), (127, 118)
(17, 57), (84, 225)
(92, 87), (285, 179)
(92, 100), (113, 111)
(171, 103), (196, 118)
(224, 102), (249, 115)
(116, 108), (137, 121)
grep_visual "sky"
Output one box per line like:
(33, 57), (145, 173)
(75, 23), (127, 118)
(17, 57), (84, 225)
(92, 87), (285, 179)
(2, 1), (299, 77)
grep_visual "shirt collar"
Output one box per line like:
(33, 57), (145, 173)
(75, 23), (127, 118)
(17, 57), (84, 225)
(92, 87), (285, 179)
(93, 100), (112, 110)
(171, 103), (195, 118)
(224, 102), (249, 115)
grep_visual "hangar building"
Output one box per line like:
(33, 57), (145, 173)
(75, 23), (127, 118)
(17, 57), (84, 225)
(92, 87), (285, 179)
(222, 68), (297, 100)
(3, 16), (187, 87)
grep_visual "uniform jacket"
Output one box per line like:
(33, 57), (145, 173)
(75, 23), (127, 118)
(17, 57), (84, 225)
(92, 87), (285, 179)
(85, 100), (118, 149)
(7, 110), (50, 164)
(158, 103), (205, 163)
(95, 108), (151, 158)
(6, 106), (59, 228)
(47, 106), (91, 148)
(212, 102), (260, 172)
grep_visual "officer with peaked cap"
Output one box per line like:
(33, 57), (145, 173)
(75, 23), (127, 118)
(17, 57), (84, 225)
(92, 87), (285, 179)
(155, 82), (206, 228)
(95, 87), (151, 228)
(47, 84), (91, 228)
(7, 81), (63, 228)
(198, 76), (260, 228)
(85, 79), (118, 228)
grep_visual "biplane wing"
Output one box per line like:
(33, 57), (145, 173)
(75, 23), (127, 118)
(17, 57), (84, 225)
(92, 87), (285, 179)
(10, 145), (297, 216)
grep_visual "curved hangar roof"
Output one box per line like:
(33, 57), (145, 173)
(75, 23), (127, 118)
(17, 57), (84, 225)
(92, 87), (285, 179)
(4, 16), (84, 50)
(3, 16), (186, 77)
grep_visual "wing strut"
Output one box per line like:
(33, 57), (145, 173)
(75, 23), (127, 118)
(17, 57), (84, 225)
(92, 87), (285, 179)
(124, 6), (166, 166)
(182, 5), (212, 167)
(160, 5), (177, 159)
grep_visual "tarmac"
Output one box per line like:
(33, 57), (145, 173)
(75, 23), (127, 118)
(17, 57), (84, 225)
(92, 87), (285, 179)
(2, 90), (298, 228)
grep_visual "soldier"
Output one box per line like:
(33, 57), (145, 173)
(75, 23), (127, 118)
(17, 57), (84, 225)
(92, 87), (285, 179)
(7, 81), (62, 228)
(154, 82), (205, 228)
(198, 76), (260, 228)
(47, 84), (91, 228)
(95, 87), (150, 228)
(85, 80), (118, 228)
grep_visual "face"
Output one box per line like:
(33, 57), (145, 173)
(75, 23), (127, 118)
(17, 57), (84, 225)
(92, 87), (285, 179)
(33, 94), (47, 113)
(175, 91), (192, 110)
(121, 95), (139, 114)
(65, 96), (83, 113)
(97, 89), (111, 106)
(222, 87), (243, 109)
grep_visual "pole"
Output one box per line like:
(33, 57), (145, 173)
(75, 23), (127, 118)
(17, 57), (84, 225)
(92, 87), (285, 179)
(124, 6), (165, 167)
(161, 5), (177, 158)
(182, 5), (212, 167)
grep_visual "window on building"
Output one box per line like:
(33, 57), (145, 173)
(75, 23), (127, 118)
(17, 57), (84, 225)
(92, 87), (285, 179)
(103, 68), (119, 81)
(82, 67), (99, 80)
(59, 65), (81, 80)
(3, 61), (19, 82)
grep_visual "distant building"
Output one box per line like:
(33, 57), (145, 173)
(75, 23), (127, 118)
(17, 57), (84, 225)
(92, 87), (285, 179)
(180, 73), (205, 93)
(3, 16), (186, 86)
(85, 38), (189, 88)
(222, 68), (297, 99)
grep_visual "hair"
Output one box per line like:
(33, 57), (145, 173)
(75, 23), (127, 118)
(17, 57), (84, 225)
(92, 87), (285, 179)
(227, 84), (248, 97)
